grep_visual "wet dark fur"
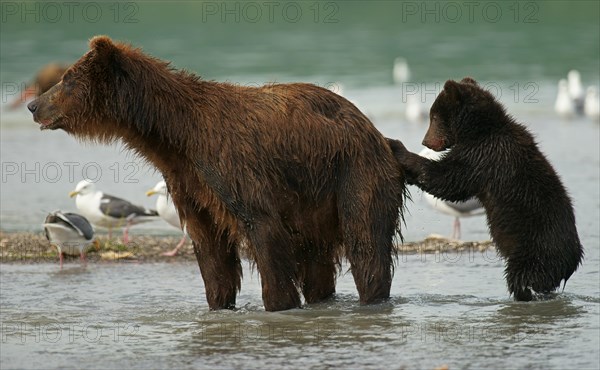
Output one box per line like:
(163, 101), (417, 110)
(388, 77), (583, 301)
(28, 36), (406, 311)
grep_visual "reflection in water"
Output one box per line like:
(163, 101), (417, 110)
(498, 296), (584, 323)
(50, 265), (91, 277)
(495, 296), (585, 333)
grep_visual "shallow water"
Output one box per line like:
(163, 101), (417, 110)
(1, 256), (599, 370)
(1, 2), (600, 368)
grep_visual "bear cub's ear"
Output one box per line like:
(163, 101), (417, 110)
(460, 77), (478, 85)
(443, 80), (463, 102)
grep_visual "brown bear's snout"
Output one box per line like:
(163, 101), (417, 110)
(27, 100), (38, 113)
(28, 91), (62, 129)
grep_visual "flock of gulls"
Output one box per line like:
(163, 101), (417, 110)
(393, 64), (599, 124)
(13, 58), (599, 267)
(43, 179), (187, 267)
(554, 70), (599, 120)
(393, 61), (599, 123)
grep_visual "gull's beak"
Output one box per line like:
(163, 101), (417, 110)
(68, 190), (79, 198)
(146, 189), (156, 197)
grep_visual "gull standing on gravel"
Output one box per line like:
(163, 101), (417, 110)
(69, 179), (158, 243)
(146, 180), (188, 256)
(43, 210), (96, 268)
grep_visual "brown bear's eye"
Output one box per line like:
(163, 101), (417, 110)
(62, 77), (75, 95)
(62, 70), (76, 84)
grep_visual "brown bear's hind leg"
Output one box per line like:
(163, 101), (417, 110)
(344, 222), (394, 304)
(247, 221), (302, 311)
(347, 251), (393, 304)
(340, 188), (397, 305)
(300, 248), (337, 304)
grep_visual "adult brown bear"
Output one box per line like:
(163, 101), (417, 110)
(28, 36), (406, 311)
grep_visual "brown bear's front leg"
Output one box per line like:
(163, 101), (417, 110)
(187, 209), (241, 310)
(192, 238), (241, 310)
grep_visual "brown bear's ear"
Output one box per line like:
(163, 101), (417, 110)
(89, 35), (123, 73)
(443, 80), (463, 101)
(460, 77), (478, 85)
(89, 35), (116, 55)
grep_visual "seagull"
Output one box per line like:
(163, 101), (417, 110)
(405, 94), (428, 123)
(419, 148), (485, 240)
(43, 210), (96, 268)
(393, 57), (411, 84)
(584, 86), (599, 122)
(567, 70), (585, 114)
(555, 79), (575, 119)
(69, 179), (158, 243)
(146, 180), (188, 256)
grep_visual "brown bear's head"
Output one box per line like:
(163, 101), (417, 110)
(423, 77), (502, 151)
(27, 36), (147, 141)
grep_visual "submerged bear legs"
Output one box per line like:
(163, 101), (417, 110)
(298, 245), (338, 304)
(341, 203), (396, 304)
(505, 262), (557, 302)
(334, 173), (399, 305)
(504, 253), (567, 302)
(187, 208), (241, 310)
(246, 222), (303, 311)
(193, 238), (241, 310)
(347, 248), (393, 304)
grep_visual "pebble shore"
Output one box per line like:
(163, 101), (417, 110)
(0, 231), (495, 264)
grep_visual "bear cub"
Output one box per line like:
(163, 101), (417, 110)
(389, 77), (583, 301)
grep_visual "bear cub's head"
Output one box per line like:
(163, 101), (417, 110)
(28, 36), (129, 135)
(423, 77), (505, 151)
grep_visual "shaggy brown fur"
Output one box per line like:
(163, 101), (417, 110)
(389, 77), (583, 301)
(28, 36), (406, 311)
